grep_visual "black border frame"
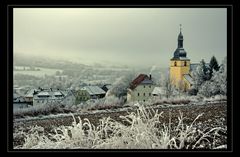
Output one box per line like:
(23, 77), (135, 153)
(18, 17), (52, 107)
(3, 2), (236, 153)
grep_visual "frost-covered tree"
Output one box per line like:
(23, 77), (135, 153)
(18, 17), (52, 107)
(160, 72), (176, 98)
(209, 56), (219, 79)
(107, 73), (135, 98)
(192, 59), (211, 91)
(198, 57), (227, 97)
(211, 57), (227, 95)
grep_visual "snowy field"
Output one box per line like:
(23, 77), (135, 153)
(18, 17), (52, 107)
(13, 101), (227, 149)
(14, 66), (63, 77)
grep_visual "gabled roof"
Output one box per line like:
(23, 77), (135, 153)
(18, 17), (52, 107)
(183, 74), (194, 85)
(37, 91), (50, 96)
(81, 86), (106, 95)
(152, 87), (166, 95)
(129, 74), (153, 90)
(54, 91), (63, 96)
(25, 89), (40, 97)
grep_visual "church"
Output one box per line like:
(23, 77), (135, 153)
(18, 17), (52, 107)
(127, 25), (198, 103)
(169, 25), (193, 91)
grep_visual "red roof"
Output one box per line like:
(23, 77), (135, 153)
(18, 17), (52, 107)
(129, 74), (150, 90)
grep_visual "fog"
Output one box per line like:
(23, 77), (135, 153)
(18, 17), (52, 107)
(14, 8), (227, 68)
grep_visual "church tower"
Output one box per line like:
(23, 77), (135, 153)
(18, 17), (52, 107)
(170, 25), (191, 90)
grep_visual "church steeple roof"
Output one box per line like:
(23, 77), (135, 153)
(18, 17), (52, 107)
(172, 24), (189, 60)
(178, 24), (183, 40)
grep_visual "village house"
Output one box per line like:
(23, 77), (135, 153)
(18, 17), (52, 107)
(24, 89), (41, 105)
(32, 88), (75, 106)
(13, 92), (31, 111)
(61, 90), (77, 106)
(76, 86), (106, 103)
(127, 74), (155, 102)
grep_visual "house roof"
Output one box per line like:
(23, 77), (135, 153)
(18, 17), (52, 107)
(190, 63), (210, 72)
(54, 91), (63, 96)
(33, 88), (72, 101)
(25, 89), (40, 97)
(129, 74), (153, 90)
(183, 74), (194, 85)
(152, 87), (166, 95)
(13, 95), (26, 103)
(37, 91), (50, 96)
(81, 86), (106, 95)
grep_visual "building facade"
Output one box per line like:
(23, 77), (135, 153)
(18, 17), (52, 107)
(127, 74), (154, 102)
(170, 26), (193, 90)
(33, 89), (66, 106)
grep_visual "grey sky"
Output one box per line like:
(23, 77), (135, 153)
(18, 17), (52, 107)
(14, 8), (227, 68)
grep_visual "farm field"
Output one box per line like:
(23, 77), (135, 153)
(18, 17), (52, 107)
(13, 102), (227, 149)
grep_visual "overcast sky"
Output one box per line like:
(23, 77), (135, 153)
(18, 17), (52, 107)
(14, 8), (227, 68)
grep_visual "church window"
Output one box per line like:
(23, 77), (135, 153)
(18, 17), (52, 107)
(143, 93), (145, 96)
(184, 61), (187, 66)
(174, 61), (177, 66)
(138, 93), (140, 96)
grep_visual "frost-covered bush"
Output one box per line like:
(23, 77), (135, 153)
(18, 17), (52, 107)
(13, 103), (72, 118)
(203, 95), (227, 102)
(192, 57), (227, 98)
(198, 66), (227, 98)
(188, 88), (198, 96)
(106, 74), (135, 98)
(142, 95), (192, 107)
(82, 96), (124, 111)
(17, 106), (226, 149)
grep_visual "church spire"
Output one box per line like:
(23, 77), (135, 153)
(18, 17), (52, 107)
(172, 24), (188, 60)
(178, 24), (183, 48)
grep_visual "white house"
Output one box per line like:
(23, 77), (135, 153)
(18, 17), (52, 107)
(61, 90), (76, 106)
(33, 88), (67, 106)
(127, 74), (155, 102)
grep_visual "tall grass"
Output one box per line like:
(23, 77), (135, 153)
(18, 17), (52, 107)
(15, 105), (226, 149)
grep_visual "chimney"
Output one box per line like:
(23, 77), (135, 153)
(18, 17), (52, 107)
(149, 74), (152, 80)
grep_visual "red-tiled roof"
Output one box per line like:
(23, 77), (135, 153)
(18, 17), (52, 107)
(129, 74), (151, 90)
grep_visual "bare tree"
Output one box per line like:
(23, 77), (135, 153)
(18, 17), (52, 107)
(160, 72), (175, 98)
